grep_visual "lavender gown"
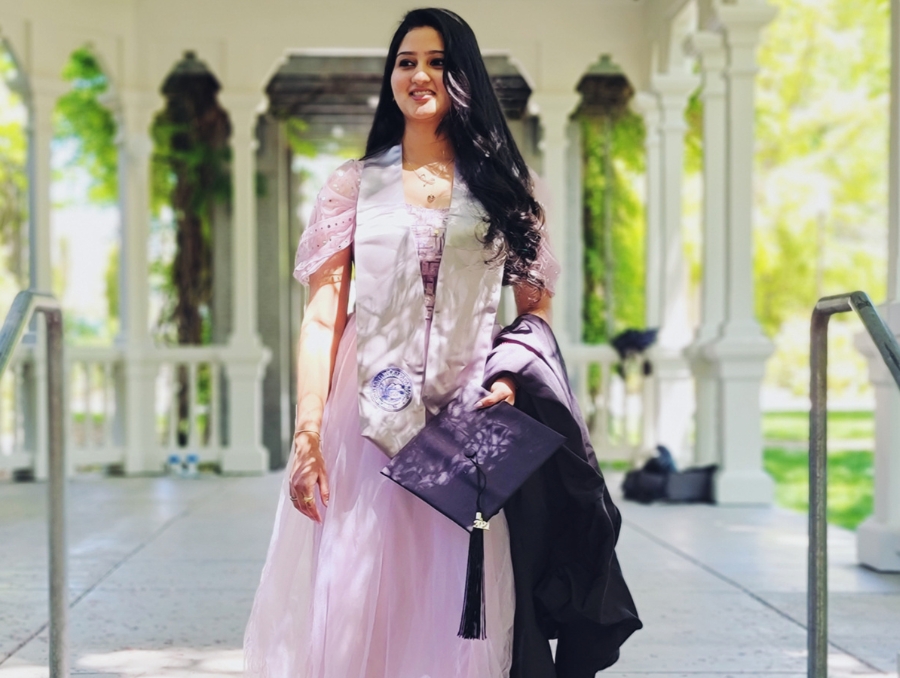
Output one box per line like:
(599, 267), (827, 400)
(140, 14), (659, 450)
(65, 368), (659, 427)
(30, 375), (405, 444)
(244, 160), (559, 678)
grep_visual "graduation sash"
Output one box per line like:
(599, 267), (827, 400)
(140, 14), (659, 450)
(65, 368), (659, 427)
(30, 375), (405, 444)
(355, 145), (504, 457)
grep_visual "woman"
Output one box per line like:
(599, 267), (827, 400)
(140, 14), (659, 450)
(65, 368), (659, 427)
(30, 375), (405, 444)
(245, 8), (638, 678)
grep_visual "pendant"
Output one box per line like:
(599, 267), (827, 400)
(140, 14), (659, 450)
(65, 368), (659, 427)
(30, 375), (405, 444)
(427, 194), (435, 203)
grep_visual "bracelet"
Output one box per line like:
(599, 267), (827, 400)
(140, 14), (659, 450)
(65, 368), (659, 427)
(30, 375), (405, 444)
(295, 429), (320, 438)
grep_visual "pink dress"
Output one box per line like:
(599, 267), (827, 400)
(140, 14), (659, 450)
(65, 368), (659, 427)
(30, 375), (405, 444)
(244, 160), (559, 678)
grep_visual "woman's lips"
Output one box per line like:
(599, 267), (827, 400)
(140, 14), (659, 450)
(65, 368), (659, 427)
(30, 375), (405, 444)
(409, 90), (435, 101)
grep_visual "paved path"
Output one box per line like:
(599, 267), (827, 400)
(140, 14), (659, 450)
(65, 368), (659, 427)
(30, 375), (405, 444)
(0, 472), (897, 677)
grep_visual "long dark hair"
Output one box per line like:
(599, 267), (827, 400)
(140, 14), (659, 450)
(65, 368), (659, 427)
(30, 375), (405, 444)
(365, 7), (545, 288)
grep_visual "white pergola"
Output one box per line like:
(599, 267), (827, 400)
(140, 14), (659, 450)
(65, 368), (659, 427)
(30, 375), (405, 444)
(3, 0), (895, 571)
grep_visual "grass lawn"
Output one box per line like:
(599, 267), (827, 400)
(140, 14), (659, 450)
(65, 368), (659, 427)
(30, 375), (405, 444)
(763, 410), (873, 442)
(763, 447), (874, 530)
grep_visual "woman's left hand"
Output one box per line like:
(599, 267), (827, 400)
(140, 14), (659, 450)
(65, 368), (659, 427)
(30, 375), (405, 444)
(476, 376), (516, 408)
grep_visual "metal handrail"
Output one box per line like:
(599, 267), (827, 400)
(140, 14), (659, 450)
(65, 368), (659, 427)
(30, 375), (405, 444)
(808, 291), (900, 678)
(0, 290), (68, 678)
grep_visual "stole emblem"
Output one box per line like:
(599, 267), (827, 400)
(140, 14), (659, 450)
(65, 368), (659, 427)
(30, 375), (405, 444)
(370, 367), (414, 412)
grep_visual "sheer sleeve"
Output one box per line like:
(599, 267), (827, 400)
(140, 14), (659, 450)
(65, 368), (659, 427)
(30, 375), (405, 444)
(292, 159), (362, 285)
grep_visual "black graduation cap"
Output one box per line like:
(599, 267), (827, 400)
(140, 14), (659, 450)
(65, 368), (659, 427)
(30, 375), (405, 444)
(381, 386), (565, 640)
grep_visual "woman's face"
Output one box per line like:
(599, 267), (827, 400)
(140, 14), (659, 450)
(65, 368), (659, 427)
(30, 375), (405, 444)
(390, 26), (450, 125)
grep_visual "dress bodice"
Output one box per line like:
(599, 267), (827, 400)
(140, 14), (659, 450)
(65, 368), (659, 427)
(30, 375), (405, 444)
(407, 204), (449, 321)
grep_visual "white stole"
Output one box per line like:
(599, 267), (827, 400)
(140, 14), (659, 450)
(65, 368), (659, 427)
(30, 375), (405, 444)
(355, 145), (504, 457)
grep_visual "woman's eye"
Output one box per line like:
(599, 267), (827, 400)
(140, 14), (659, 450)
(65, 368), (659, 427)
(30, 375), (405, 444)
(398, 59), (415, 68)
(431, 59), (445, 68)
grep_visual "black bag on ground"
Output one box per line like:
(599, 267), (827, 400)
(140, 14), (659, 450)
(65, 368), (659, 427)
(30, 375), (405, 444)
(622, 446), (674, 503)
(621, 468), (667, 503)
(622, 446), (717, 504)
(665, 464), (717, 503)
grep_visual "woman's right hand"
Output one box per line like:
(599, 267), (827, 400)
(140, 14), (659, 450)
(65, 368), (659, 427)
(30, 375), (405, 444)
(288, 430), (330, 522)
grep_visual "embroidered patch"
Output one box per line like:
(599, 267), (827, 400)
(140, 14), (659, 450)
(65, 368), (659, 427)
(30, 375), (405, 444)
(370, 367), (413, 411)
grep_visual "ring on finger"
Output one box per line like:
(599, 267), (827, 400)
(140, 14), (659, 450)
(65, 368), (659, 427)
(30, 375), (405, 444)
(302, 495), (315, 504)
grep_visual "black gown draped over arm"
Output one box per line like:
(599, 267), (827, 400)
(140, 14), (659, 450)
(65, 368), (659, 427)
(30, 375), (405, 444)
(483, 314), (643, 678)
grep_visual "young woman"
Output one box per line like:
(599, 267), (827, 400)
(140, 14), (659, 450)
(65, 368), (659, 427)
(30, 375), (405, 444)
(244, 9), (639, 678)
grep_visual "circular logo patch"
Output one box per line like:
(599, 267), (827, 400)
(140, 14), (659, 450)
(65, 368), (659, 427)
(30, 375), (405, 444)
(370, 367), (414, 412)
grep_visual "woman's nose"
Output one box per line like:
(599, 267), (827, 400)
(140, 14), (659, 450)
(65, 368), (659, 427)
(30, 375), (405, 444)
(411, 68), (430, 84)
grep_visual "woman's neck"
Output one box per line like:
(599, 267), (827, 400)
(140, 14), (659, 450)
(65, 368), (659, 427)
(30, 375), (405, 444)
(401, 121), (453, 166)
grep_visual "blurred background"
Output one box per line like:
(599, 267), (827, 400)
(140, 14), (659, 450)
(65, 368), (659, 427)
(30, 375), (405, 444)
(0, 0), (892, 534)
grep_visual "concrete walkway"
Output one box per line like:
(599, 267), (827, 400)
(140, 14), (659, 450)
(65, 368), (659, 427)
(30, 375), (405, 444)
(0, 472), (897, 677)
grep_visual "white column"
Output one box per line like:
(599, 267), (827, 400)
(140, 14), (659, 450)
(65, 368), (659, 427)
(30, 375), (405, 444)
(219, 91), (270, 474)
(633, 93), (662, 451)
(705, 0), (777, 504)
(685, 32), (728, 467)
(653, 74), (697, 351)
(855, 0), (900, 571)
(649, 74), (698, 464)
(856, 330), (900, 571)
(118, 92), (161, 474)
(27, 79), (66, 480)
(28, 80), (61, 294)
(533, 92), (581, 347)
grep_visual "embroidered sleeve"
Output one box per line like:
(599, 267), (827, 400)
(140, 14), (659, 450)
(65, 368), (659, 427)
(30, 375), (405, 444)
(292, 159), (362, 285)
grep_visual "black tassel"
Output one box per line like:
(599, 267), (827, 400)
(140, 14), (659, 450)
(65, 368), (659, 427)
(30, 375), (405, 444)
(458, 513), (487, 640)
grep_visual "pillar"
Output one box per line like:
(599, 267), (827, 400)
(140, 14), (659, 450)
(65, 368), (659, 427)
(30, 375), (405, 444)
(685, 32), (728, 467)
(854, 0), (900, 571)
(633, 92), (663, 451)
(26, 78), (66, 480)
(648, 74), (698, 464)
(118, 91), (161, 474)
(218, 91), (270, 474)
(704, 0), (777, 504)
(532, 92), (581, 347)
(633, 93), (663, 330)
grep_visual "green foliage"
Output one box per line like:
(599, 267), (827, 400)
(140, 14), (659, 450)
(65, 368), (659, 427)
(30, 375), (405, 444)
(683, 90), (703, 175)
(105, 244), (119, 321)
(0, 50), (28, 287)
(580, 112), (646, 345)
(150, 73), (231, 346)
(284, 118), (318, 158)
(763, 410), (873, 442)
(754, 0), (888, 336)
(764, 446), (874, 530)
(55, 48), (118, 205)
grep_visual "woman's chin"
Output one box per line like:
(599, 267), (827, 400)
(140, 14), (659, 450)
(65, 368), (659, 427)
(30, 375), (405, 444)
(405, 105), (442, 122)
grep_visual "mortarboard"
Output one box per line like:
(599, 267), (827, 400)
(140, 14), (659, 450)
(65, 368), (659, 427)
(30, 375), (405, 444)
(381, 385), (566, 639)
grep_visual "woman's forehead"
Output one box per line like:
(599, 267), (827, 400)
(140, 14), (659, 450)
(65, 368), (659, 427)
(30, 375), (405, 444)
(397, 26), (445, 55)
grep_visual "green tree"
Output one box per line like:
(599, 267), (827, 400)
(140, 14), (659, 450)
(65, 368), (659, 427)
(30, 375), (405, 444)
(55, 48), (118, 205)
(0, 49), (28, 288)
(151, 55), (231, 346)
(105, 244), (119, 328)
(580, 111), (646, 344)
(754, 0), (889, 335)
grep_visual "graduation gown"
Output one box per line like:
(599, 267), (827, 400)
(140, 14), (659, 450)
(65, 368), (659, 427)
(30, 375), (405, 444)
(483, 313), (643, 678)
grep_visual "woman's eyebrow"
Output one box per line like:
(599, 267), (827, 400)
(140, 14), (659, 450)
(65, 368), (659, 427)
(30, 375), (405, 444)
(397, 50), (445, 56)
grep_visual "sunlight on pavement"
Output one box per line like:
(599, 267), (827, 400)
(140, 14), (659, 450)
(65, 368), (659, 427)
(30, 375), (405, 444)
(0, 648), (243, 677)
